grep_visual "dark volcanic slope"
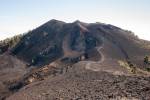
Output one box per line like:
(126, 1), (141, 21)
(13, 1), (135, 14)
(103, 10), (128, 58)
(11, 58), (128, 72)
(11, 19), (150, 67)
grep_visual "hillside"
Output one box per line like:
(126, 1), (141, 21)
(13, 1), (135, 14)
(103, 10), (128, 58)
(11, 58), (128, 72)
(0, 19), (150, 100)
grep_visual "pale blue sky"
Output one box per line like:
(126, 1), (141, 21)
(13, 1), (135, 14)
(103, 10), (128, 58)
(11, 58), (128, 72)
(0, 0), (150, 40)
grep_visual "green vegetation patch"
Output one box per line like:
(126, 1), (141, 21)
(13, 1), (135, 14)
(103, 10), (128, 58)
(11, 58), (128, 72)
(0, 34), (23, 48)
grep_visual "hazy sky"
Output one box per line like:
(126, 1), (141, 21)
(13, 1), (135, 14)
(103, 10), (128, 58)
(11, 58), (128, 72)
(0, 0), (150, 40)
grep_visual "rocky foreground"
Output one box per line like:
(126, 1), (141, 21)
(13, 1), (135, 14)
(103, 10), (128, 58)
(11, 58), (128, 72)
(6, 63), (150, 100)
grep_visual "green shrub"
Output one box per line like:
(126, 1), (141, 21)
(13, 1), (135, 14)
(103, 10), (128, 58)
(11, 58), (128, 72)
(144, 56), (149, 64)
(146, 67), (150, 72)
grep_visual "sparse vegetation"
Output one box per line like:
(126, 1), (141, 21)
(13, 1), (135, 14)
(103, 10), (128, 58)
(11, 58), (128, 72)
(0, 34), (23, 48)
(144, 56), (150, 72)
(126, 61), (137, 74)
(118, 60), (150, 75)
(146, 67), (150, 72)
(118, 60), (133, 73)
(144, 56), (149, 64)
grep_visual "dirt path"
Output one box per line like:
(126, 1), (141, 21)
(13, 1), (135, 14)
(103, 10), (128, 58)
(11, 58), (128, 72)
(84, 43), (130, 75)
(85, 43), (105, 71)
(96, 45), (104, 63)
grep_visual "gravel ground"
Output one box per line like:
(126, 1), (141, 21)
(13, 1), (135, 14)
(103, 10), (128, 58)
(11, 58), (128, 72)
(6, 67), (150, 100)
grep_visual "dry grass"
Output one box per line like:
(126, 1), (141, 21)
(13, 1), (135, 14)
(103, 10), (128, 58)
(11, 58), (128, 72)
(118, 60), (150, 76)
(118, 60), (133, 74)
